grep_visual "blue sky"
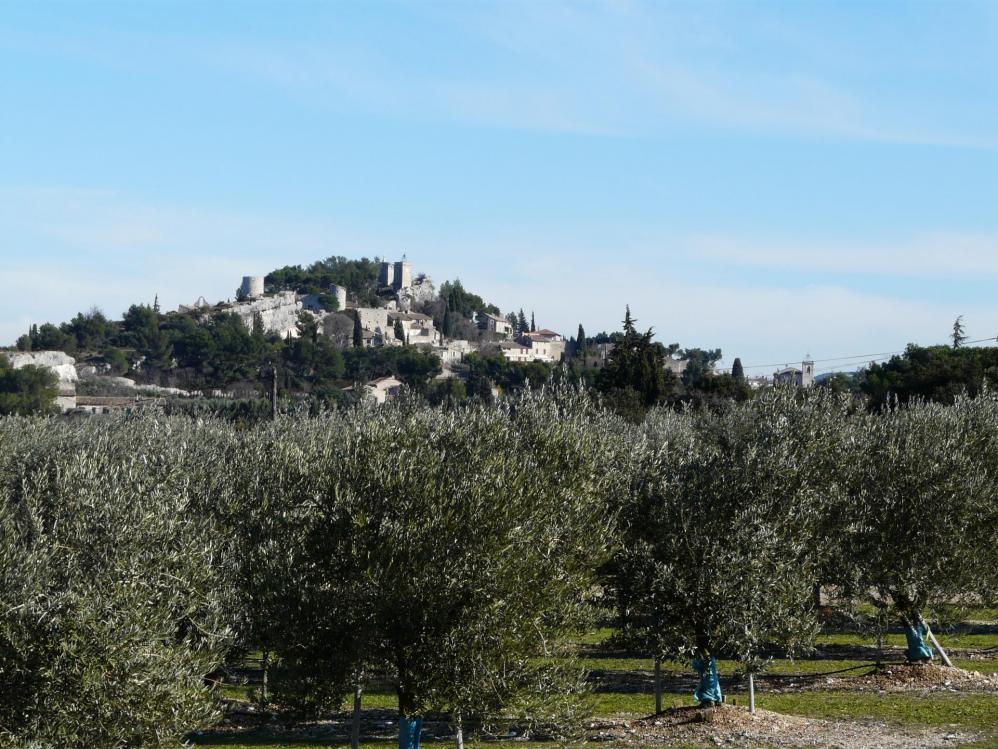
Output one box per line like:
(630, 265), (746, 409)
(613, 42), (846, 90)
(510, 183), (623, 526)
(3, 0), (998, 373)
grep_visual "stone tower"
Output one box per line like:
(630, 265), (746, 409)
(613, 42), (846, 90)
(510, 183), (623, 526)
(380, 258), (413, 291)
(393, 258), (413, 290)
(240, 276), (265, 299)
(329, 283), (348, 311)
(379, 262), (395, 288)
(802, 355), (815, 387)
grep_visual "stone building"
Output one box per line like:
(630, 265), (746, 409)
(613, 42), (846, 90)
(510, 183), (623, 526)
(344, 375), (404, 404)
(664, 356), (689, 376)
(584, 343), (615, 369)
(498, 340), (532, 363)
(519, 329), (566, 362)
(773, 356), (815, 388)
(389, 311), (441, 347)
(478, 311), (513, 338)
(354, 307), (390, 335)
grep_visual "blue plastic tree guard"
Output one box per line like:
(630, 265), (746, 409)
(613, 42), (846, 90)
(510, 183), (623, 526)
(693, 656), (722, 704)
(904, 622), (934, 662)
(399, 716), (423, 749)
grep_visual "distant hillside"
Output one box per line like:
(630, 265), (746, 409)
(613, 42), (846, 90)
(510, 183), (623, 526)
(2, 254), (518, 404)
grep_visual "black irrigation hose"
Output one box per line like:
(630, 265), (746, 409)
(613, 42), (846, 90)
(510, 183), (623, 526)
(754, 661), (898, 681)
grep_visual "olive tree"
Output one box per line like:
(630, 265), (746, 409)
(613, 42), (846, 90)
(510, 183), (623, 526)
(268, 388), (631, 749)
(0, 415), (233, 748)
(615, 389), (849, 706)
(229, 411), (373, 729)
(836, 395), (998, 661)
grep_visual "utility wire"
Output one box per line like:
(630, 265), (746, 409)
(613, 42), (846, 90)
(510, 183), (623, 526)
(738, 336), (998, 372)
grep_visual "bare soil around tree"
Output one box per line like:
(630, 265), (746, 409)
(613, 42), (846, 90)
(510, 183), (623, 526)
(589, 705), (983, 749)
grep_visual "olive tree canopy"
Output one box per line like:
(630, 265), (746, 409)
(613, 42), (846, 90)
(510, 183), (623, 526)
(0, 416), (234, 748)
(614, 389), (850, 702)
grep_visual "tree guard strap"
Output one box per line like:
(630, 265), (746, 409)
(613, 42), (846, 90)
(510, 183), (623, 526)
(904, 623), (934, 662)
(399, 716), (423, 749)
(693, 656), (723, 704)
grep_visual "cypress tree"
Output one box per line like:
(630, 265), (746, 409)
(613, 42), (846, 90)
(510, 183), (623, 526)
(530, 311), (536, 332)
(577, 324), (587, 357)
(442, 307), (452, 339)
(353, 313), (363, 348)
(732, 357), (745, 381)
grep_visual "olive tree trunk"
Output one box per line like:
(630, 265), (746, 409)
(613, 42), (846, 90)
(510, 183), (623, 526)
(351, 680), (364, 749)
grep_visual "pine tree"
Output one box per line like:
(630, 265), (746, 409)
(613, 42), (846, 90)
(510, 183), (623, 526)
(952, 316), (968, 348)
(732, 357), (745, 381)
(622, 306), (636, 335)
(598, 306), (669, 411)
(517, 309), (528, 335)
(153, 294), (160, 314)
(353, 313), (363, 348)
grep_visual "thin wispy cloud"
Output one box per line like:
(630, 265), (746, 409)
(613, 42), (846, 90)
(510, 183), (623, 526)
(3, 2), (997, 364)
(684, 233), (998, 278)
(4, 1), (993, 147)
(0, 187), (400, 331)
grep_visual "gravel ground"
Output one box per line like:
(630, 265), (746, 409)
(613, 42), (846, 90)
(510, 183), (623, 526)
(589, 706), (982, 748)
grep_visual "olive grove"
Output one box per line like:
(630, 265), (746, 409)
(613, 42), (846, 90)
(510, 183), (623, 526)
(233, 390), (637, 747)
(0, 416), (236, 748)
(0, 387), (996, 747)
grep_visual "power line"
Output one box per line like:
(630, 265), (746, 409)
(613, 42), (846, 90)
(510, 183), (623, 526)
(739, 350), (904, 371)
(738, 336), (998, 372)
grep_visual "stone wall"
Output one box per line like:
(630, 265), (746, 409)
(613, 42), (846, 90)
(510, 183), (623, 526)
(229, 291), (302, 338)
(354, 307), (389, 334)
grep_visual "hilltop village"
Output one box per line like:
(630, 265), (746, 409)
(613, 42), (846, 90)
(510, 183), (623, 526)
(4, 255), (817, 416)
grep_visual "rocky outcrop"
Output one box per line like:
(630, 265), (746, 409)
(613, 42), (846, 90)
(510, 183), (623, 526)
(6, 351), (78, 411)
(6, 351), (78, 386)
(226, 291), (303, 339)
(397, 275), (436, 311)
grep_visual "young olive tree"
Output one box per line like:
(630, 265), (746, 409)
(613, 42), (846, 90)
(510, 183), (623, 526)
(277, 387), (630, 749)
(233, 412), (374, 727)
(837, 395), (998, 661)
(616, 389), (849, 706)
(0, 415), (233, 748)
